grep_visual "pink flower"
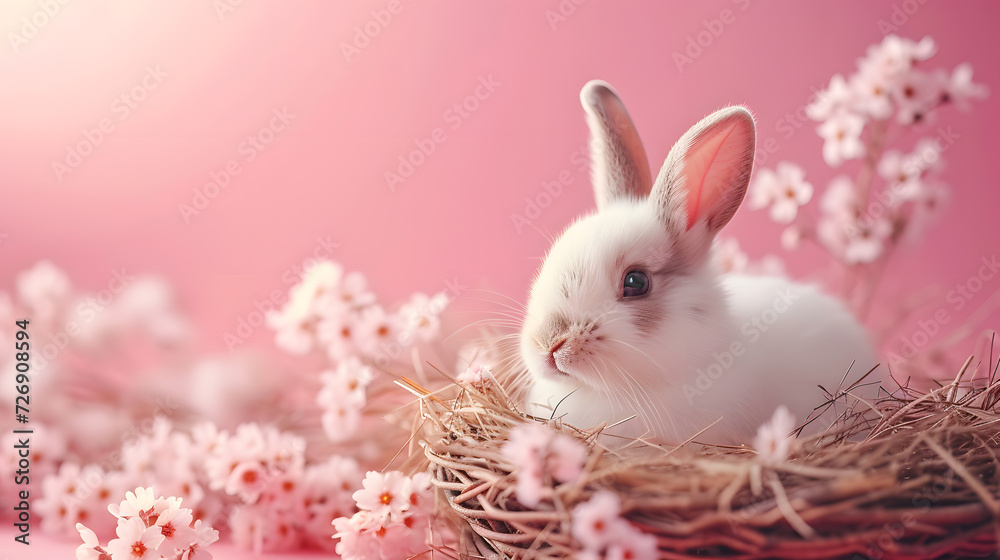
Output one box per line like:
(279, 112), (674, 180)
(354, 304), (403, 358)
(76, 523), (111, 560)
(905, 181), (950, 242)
(878, 150), (921, 192)
(333, 512), (428, 560)
(818, 112), (865, 166)
(321, 400), (363, 443)
(943, 63), (989, 111)
(750, 162), (813, 223)
(753, 406), (797, 464)
(398, 292), (449, 343)
(317, 358), (375, 442)
(108, 487), (157, 519)
(606, 534), (659, 560)
(780, 225), (803, 250)
(224, 461), (269, 503)
(844, 216), (894, 264)
(457, 363), (489, 384)
(316, 309), (362, 361)
(152, 505), (198, 554)
(352, 471), (412, 524)
(333, 513), (383, 560)
(318, 358), (373, 407)
(858, 35), (935, 81)
(806, 74), (854, 122)
(37, 462), (84, 536)
(105, 517), (165, 560)
(892, 69), (943, 124)
(712, 238), (748, 274)
(747, 255), (787, 278)
(267, 260), (378, 356)
(851, 69), (893, 120)
(303, 455), (362, 508)
(17, 260), (71, 320)
(501, 423), (587, 507)
(336, 270), (377, 309)
(820, 176), (859, 219)
(571, 492), (624, 550)
(180, 519), (219, 560)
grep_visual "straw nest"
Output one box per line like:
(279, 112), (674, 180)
(408, 356), (1000, 559)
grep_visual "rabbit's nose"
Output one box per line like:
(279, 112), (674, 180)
(549, 338), (568, 354)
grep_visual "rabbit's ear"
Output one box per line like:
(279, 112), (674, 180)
(652, 106), (755, 244)
(581, 81), (653, 210)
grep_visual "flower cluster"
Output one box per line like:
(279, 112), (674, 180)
(76, 487), (218, 560)
(332, 470), (434, 560)
(2, 257), (458, 554)
(266, 260), (451, 444)
(317, 357), (376, 442)
(266, 261), (448, 364)
(807, 35), (986, 158)
(501, 423), (588, 507)
(712, 237), (786, 277)
(747, 35), (986, 316)
(571, 492), (658, 560)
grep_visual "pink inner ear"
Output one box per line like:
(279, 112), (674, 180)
(683, 123), (739, 230)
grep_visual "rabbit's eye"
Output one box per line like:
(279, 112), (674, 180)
(623, 271), (649, 298)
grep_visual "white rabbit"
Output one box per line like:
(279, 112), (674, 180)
(520, 81), (878, 445)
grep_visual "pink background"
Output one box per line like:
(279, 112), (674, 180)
(2, 1), (999, 357)
(1, 1), (998, 557)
